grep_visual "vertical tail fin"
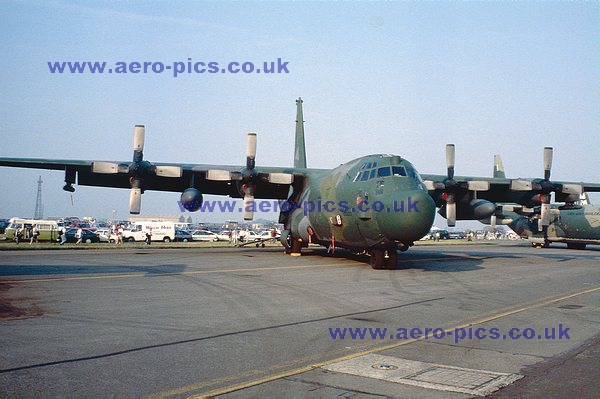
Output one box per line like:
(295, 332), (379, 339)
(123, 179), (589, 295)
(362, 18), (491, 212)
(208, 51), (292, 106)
(493, 154), (506, 179)
(294, 98), (307, 168)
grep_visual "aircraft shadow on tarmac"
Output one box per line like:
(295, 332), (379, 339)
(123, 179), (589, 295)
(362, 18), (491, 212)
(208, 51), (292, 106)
(0, 264), (188, 278)
(299, 247), (530, 272)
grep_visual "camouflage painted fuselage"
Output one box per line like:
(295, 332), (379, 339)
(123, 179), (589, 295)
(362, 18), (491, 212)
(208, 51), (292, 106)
(286, 154), (436, 251)
(502, 205), (600, 246)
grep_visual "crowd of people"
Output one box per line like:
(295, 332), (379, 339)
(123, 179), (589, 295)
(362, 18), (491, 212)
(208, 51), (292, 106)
(12, 224), (40, 245)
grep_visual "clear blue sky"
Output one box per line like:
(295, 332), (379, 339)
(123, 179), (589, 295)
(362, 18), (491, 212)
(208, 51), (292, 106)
(1, 1), (598, 227)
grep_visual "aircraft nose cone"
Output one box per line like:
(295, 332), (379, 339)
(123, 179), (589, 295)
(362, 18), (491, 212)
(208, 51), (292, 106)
(377, 190), (436, 243)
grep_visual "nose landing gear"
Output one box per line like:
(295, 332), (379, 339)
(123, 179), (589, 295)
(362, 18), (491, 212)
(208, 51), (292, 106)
(369, 249), (397, 270)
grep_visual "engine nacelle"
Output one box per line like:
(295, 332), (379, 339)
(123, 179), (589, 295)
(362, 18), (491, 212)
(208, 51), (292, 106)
(180, 188), (203, 212)
(438, 199), (495, 220)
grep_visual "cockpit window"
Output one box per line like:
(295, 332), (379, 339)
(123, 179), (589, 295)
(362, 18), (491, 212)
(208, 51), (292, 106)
(407, 167), (424, 183)
(372, 162), (377, 168)
(377, 167), (391, 177)
(392, 166), (407, 176)
(369, 169), (376, 179)
(360, 171), (370, 181)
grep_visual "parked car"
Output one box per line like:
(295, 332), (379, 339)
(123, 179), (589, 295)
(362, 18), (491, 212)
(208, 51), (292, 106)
(64, 228), (100, 243)
(94, 229), (113, 243)
(213, 231), (231, 241)
(0, 220), (9, 237)
(429, 229), (450, 240)
(448, 231), (466, 239)
(191, 230), (220, 242)
(258, 230), (280, 240)
(239, 231), (260, 242)
(175, 229), (193, 242)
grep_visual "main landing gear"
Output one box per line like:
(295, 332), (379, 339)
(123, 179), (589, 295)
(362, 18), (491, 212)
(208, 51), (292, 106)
(369, 249), (397, 270)
(531, 240), (550, 249)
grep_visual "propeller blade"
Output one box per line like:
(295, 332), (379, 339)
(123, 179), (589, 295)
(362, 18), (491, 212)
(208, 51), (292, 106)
(446, 144), (455, 180)
(510, 179), (533, 191)
(446, 203), (456, 227)
(446, 193), (456, 227)
(467, 181), (490, 191)
(243, 194), (255, 221)
(133, 125), (145, 152)
(246, 132), (257, 169)
(540, 203), (551, 229)
(543, 147), (553, 180)
(206, 169), (232, 181)
(490, 214), (496, 230)
(155, 165), (182, 178)
(92, 161), (119, 174)
(268, 173), (294, 185)
(129, 187), (142, 214)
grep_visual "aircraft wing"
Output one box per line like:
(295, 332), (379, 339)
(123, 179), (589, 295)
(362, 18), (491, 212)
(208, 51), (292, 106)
(421, 174), (600, 206)
(0, 157), (300, 199)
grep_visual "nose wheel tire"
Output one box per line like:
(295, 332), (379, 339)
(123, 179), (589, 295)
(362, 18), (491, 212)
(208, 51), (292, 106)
(386, 250), (398, 270)
(369, 249), (397, 270)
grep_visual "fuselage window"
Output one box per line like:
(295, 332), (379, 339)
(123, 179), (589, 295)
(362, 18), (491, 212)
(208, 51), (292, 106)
(392, 166), (407, 176)
(377, 167), (391, 177)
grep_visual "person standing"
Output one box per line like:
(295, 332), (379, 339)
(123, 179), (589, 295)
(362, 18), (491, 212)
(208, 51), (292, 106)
(15, 227), (22, 245)
(75, 227), (83, 244)
(270, 228), (277, 243)
(145, 227), (152, 245)
(60, 225), (67, 245)
(30, 224), (39, 245)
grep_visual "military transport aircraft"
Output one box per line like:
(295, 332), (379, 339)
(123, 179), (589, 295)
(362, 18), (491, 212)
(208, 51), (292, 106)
(481, 156), (600, 250)
(485, 201), (600, 249)
(1, 98), (599, 269)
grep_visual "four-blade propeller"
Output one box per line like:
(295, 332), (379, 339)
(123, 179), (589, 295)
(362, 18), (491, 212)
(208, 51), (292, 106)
(91, 125), (182, 214)
(509, 147), (583, 231)
(206, 133), (294, 220)
(423, 144), (490, 227)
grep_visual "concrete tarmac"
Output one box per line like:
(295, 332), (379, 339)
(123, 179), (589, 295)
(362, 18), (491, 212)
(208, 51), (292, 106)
(0, 242), (598, 398)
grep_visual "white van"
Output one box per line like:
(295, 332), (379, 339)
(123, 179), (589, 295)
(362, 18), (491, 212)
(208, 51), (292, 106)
(5, 218), (59, 241)
(122, 221), (175, 242)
